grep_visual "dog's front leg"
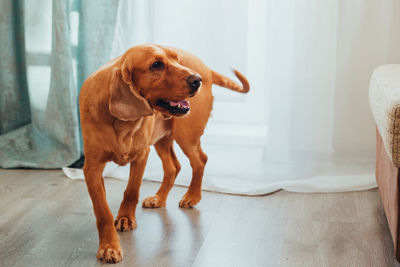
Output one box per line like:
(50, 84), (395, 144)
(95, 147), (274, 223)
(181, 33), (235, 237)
(115, 147), (150, 232)
(83, 160), (122, 263)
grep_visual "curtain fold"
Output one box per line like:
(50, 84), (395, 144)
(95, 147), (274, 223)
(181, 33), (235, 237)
(0, 0), (30, 135)
(0, 0), (118, 168)
(0, 0), (80, 168)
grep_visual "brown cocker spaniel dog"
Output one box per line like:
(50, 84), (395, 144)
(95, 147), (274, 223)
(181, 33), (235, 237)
(80, 44), (249, 263)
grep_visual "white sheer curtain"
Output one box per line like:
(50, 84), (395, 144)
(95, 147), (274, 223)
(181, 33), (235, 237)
(64, 0), (400, 194)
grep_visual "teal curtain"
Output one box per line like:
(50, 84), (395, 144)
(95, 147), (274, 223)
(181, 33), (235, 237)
(0, 0), (118, 168)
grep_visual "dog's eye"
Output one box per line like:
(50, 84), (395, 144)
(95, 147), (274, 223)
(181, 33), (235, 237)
(150, 60), (164, 70)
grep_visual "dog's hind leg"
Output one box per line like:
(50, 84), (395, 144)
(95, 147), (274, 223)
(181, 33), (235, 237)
(175, 138), (207, 208)
(142, 135), (181, 208)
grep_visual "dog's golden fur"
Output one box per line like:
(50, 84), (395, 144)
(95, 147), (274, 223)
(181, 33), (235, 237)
(80, 44), (249, 263)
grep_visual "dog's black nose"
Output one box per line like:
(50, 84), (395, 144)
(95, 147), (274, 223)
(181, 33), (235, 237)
(186, 75), (202, 94)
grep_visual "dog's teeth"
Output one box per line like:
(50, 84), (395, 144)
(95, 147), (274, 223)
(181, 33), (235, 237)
(178, 103), (182, 108)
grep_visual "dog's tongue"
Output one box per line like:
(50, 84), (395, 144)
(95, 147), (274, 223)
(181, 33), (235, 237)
(169, 100), (190, 108)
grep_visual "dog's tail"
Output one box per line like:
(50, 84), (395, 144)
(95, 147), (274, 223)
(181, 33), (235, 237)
(211, 69), (250, 93)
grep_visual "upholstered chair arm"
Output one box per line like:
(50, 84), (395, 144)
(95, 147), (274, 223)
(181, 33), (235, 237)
(370, 64), (400, 167)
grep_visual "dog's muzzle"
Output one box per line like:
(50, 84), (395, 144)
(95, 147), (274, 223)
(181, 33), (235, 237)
(186, 75), (202, 95)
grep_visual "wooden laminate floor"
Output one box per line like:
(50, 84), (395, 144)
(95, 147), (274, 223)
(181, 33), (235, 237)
(0, 169), (398, 267)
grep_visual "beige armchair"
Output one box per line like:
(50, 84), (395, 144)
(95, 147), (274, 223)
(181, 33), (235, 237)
(369, 64), (400, 261)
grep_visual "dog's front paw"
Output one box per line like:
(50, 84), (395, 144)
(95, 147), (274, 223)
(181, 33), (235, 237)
(142, 195), (166, 208)
(179, 192), (201, 208)
(97, 243), (123, 263)
(114, 216), (137, 232)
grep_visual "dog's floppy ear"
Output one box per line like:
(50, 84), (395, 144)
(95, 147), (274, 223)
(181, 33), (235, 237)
(109, 63), (154, 121)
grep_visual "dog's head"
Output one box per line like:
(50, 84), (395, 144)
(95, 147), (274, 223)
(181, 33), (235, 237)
(109, 44), (202, 121)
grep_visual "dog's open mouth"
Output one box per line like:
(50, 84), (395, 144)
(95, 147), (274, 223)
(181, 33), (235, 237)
(156, 99), (190, 115)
